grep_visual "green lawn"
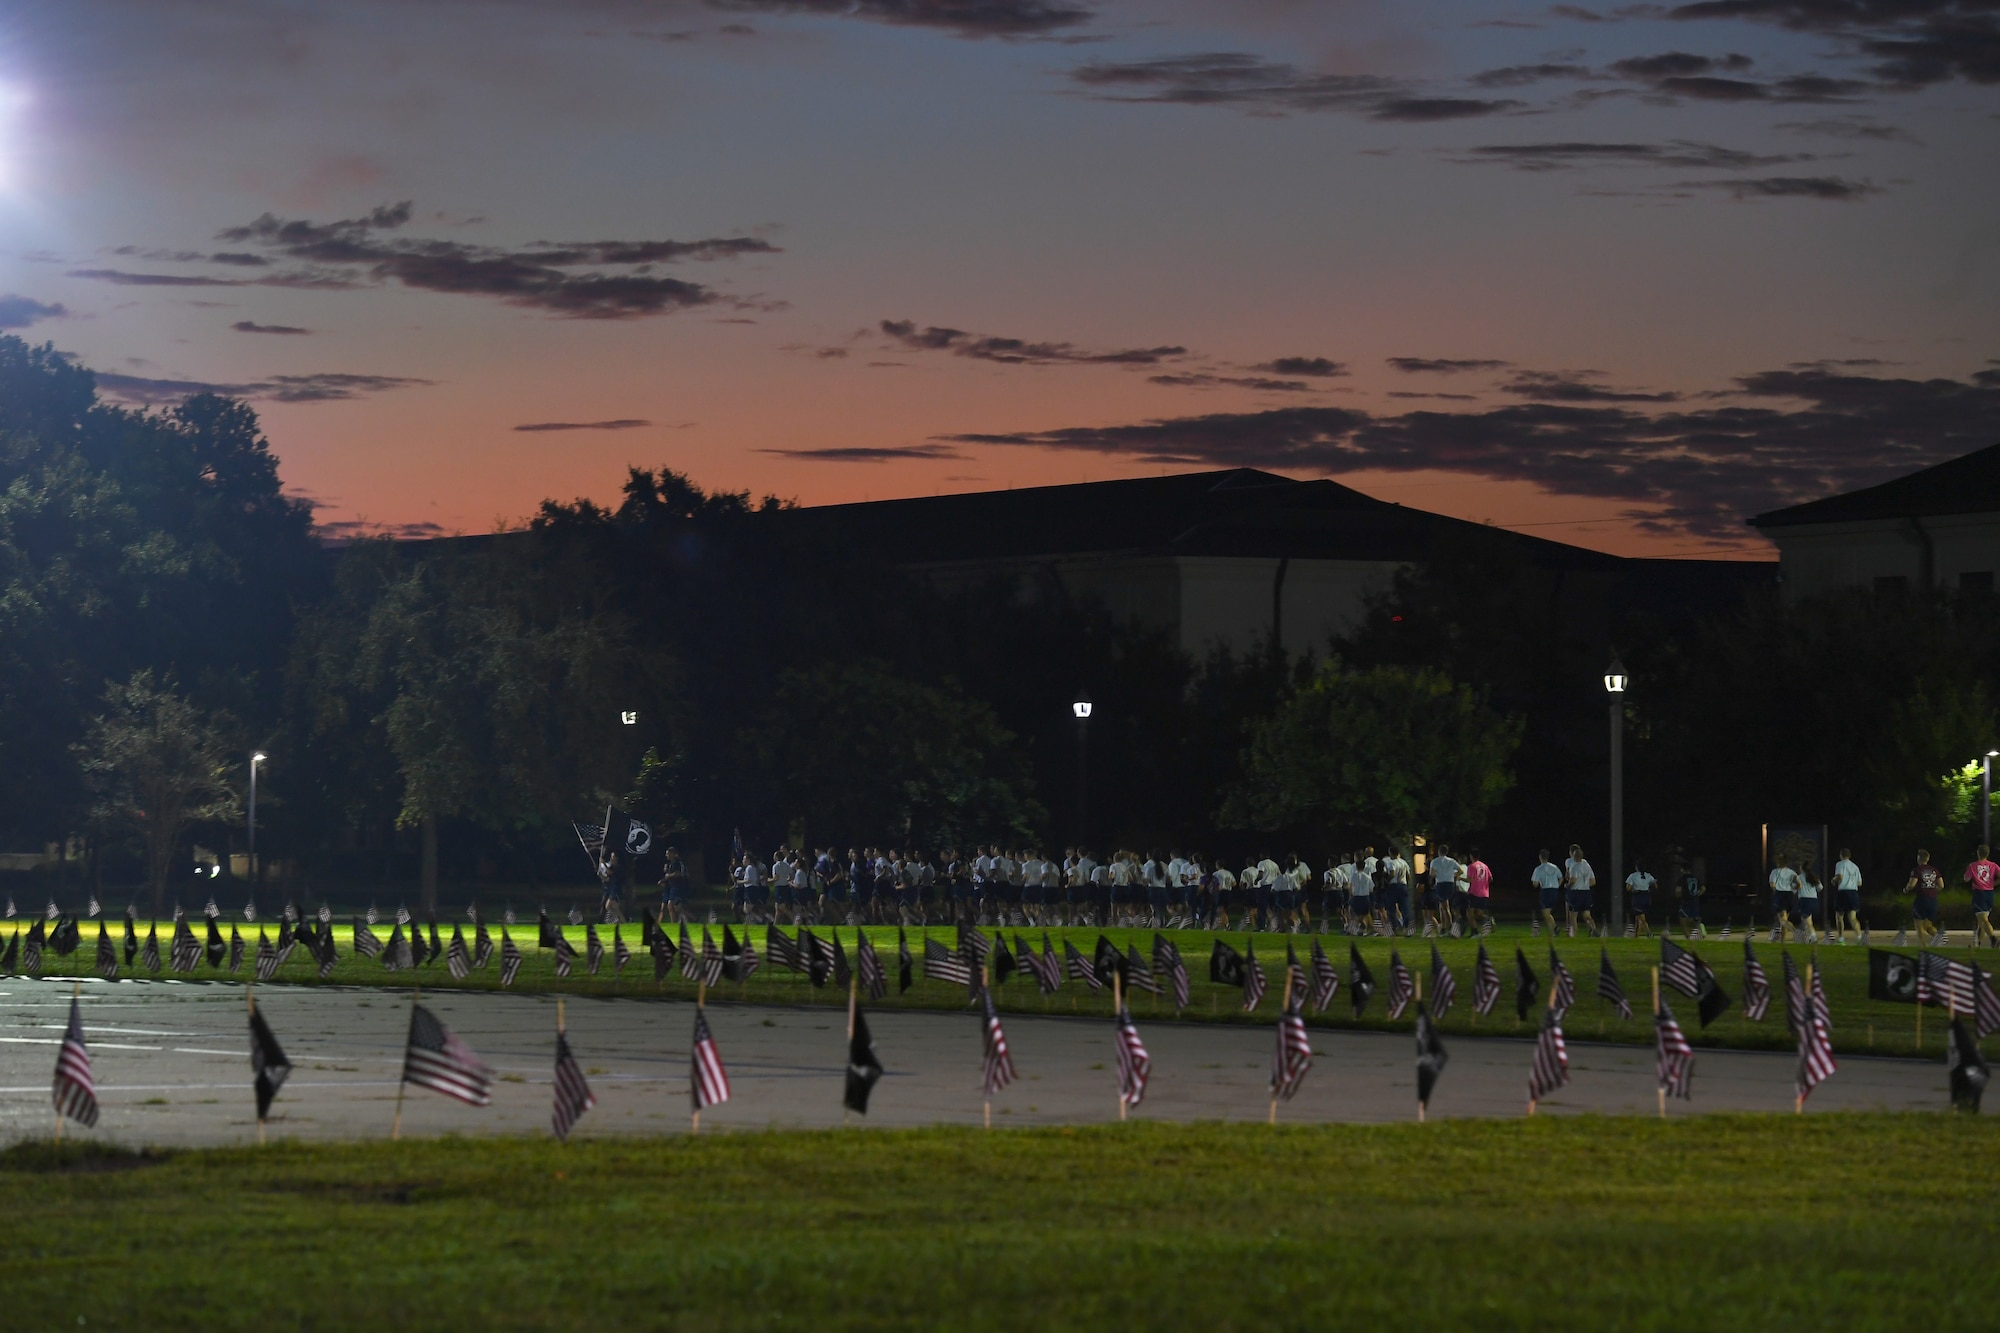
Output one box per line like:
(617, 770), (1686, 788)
(14, 919), (1989, 1060)
(5, 1114), (1993, 1330)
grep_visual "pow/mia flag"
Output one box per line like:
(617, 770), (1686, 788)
(1868, 948), (1919, 1004)
(601, 808), (654, 858)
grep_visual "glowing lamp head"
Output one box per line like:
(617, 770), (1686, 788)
(620, 711), (638, 725)
(1072, 693), (1092, 720)
(1603, 658), (1628, 695)
(251, 751), (267, 764)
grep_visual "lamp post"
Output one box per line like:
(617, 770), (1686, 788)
(1072, 693), (1092, 846)
(1603, 659), (1627, 937)
(1985, 749), (1996, 850)
(248, 751), (267, 905)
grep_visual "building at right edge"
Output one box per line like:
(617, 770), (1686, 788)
(1749, 441), (2000, 599)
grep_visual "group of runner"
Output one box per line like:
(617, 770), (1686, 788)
(1756, 844), (1999, 948)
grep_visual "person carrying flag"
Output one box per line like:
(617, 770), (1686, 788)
(1904, 849), (1947, 947)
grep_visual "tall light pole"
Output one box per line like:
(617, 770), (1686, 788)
(1985, 749), (1996, 850)
(1072, 693), (1092, 846)
(248, 751), (267, 905)
(1604, 659), (1627, 937)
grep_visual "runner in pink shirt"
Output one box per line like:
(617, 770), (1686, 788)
(1967, 844), (1999, 947)
(1465, 849), (1493, 938)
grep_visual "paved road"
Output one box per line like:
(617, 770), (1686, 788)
(0, 977), (1973, 1147)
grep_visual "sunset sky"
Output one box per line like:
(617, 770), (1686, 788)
(2, 0), (1997, 557)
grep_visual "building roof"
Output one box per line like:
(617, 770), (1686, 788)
(774, 467), (1630, 570)
(1749, 441), (2000, 529)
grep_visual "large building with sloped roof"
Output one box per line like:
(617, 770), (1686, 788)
(1749, 442), (2000, 600)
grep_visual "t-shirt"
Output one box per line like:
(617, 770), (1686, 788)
(1796, 876), (1820, 900)
(1349, 867), (1374, 897)
(1626, 871), (1655, 896)
(1965, 860), (1999, 892)
(1386, 857), (1411, 886)
(1832, 859), (1862, 892)
(1531, 862), (1562, 890)
(1911, 865), (1944, 898)
(1431, 856), (1461, 888)
(1467, 861), (1492, 898)
(1565, 858), (1594, 890)
(1768, 866), (1799, 895)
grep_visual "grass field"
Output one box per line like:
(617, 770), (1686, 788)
(5, 1114), (1994, 1330)
(10, 918), (1989, 1061)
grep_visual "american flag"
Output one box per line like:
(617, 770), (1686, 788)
(697, 928), (725, 987)
(1919, 951), (1977, 1014)
(384, 924), (414, 972)
(1017, 934), (1055, 994)
(1271, 988), (1312, 1101)
(585, 924), (605, 975)
(227, 924), (244, 974)
(1660, 937), (1703, 998)
(1473, 943), (1502, 1016)
(95, 924), (118, 980)
(402, 1003), (494, 1107)
(981, 987), (1016, 1097)
(1125, 944), (1162, 997)
(1596, 949), (1632, 1020)
(857, 931), (888, 1000)
(1114, 1004), (1151, 1107)
(1308, 938), (1339, 1012)
(689, 1009), (731, 1111)
(552, 1030), (597, 1141)
(678, 924), (701, 980)
(1655, 1001), (1694, 1100)
(553, 931), (579, 979)
(1527, 1006), (1568, 1105)
(447, 925), (472, 980)
(255, 930), (280, 981)
(1243, 942), (1268, 1012)
(474, 920), (493, 969)
(0, 929), (14, 973)
(1796, 967), (1837, 1102)
(250, 1004), (291, 1121)
(141, 924), (159, 972)
(351, 916), (383, 959)
(52, 995), (98, 1128)
(1063, 938), (1101, 990)
(1548, 948), (1577, 1019)
(613, 926), (631, 977)
(829, 931), (853, 990)
(1348, 944), (1375, 1017)
(740, 932), (760, 980)
(926, 936), (973, 987)
(1976, 965), (2000, 1039)
(961, 925), (992, 965)
(1385, 950), (1414, 1020)
(1429, 944), (1456, 1018)
(1742, 941), (1772, 1021)
(1811, 958), (1833, 1036)
(500, 930), (524, 986)
(766, 926), (805, 973)
(171, 917), (200, 972)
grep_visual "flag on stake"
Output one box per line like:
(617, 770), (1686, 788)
(53, 993), (98, 1129)
(1415, 1001), (1448, 1112)
(1271, 986), (1311, 1103)
(1548, 947), (1577, 1019)
(980, 986), (1015, 1098)
(926, 936), (973, 988)
(1795, 965), (1837, 1105)
(613, 926), (631, 977)
(255, 930), (279, 982)
(447, 925), (472, 980)
(1114, 1002), (1151, 1110)
(0, 929), (16, 973)
(1948, 1015), (1988, 1113)
(690, 1008), (730, 1112)
(351, 916), (383, 959)
(1063, 938), (1101, 990)
(1515, 948), (1540, 1021)
(553, 1029), (596, 1142)
(1386, 950), (1415, 1020)
(1466, 943), (1497, 1016)
(1743, 941), (1772, 1021)
(95, 924), (118, 980)
(1655, 1001), (1694, 1101)
(228, 924), (245, 974)
(897, 927), (913, 994)
(500, 930), (524, 986)
(1156, 934), (1191, 1009)
(123, 910), (136, 965)
(403, 1003), (494, 1106)
(1348, 944), (1375, 1017)
(856, 931), (888, 1001)
(1243, 941), (1268, 1012)
(846, 1005), (884, 1115)
(142, 923), (160, 972)
(585, 924), (604, 975)
(1209, 939), (1245, 987)
(251, 1004), (291, 1122)
(1308, 938), (1339, 1012)
(1527, 1006), (1568, 1107)
(1429, 944), (1456, 1019)
(474, 919), (493, 969)
(1597, 949), (1632, 1020)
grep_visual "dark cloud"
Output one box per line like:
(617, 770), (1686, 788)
(314, 518), (451, 544)
(68, 269), (243, 287)
(1256, 357), (1346, 377)
(512, 419), (653, 432)
(200, 201), (777, 319)
(93, 370), (432, 406)
(1683, 174), (1883, 199)
(758, 444), (966, 462)
(1669, 1), (2000, 88)
(1148, 373), (1313, 392)
(0, 295), (67, 328)
(1611, 51), (1752, 80)
(1461, 139), (1805, 170)
(231, 320), (311, 335)
(945, 363), (2000, 539)
(1470, 63), (1597, 87)
(1069, 53), (1527, 121)
(1372, 96), (1525, 121)
(879, 318), (1184, 365)
(1387, 390), (1479, 400)
(1389, 357), (1511, 373)
(1607, 49), (1869, 101)
(1502, 370), (1680, 402)
(1775, 115), (1920, 141)
(209, 252), (270, 267)
(710, 0), (1091, 39)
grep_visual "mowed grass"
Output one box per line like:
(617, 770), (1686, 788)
(17, 919), (1987, 1060)
(5, 1114), (1994, 1331)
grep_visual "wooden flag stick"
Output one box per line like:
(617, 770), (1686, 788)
(1652, 967), (1664, 1121)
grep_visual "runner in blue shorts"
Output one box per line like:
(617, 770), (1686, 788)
(1531, 849), (1563, 934)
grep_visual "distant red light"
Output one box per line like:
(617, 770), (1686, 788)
(1391, 615), (1403, 622)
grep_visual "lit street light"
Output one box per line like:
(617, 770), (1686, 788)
(248, 750), (267, 909)
(1073, 692), (1092, 845)
(1604, 658), (1627, 937)
(621, 711), (638, 725)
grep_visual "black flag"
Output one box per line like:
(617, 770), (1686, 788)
(205, 916), (226, 969)
(992, 934), (1017, 986)
(123, 909), (137, 965)
(845, 1007), (884, 1115)
(539, 910), (561, 950)
(897, 927), (913, 995)
(1094, 934), (1125, 987)
(1948, 1015), (1989, 1113)
(1415, 1001), (1448, 1109)
(1210, 939), (1246, 987)
(1868, 948), (1919, 1003)
(1515, 948), (1540, 1022)
(1348, 944), (1375, 1018)
(721, 925), (746, 983)
(250, 1006), (292, 1122)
